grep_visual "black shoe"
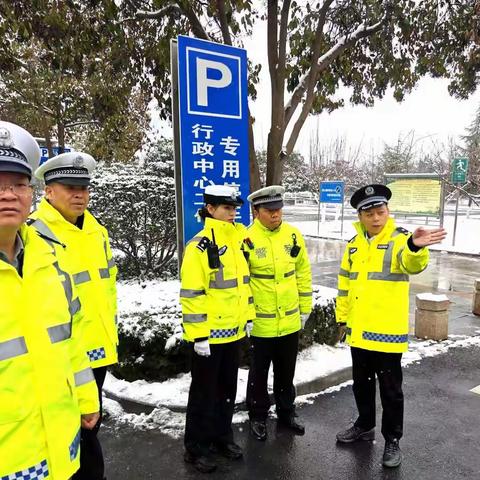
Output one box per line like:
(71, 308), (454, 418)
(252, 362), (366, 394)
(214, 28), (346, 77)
(250, 420), (267, 441)
(278, 416), (305, 435)
(212, 442), (243, 460)
(336, 425), (375, 443)
(184, 450), (217, 473)
(383, 439), (402, 468)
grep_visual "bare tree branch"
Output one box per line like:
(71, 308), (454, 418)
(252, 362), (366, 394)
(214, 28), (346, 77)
(216, 0), (232, 45)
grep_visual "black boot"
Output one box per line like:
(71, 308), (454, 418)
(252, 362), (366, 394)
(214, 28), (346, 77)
(278, 415), (305, 435)
(382, 439), (402, 468)
(336, 425), (375, 443)
(250, 420), (267, 441)
(211, 441), (243, 460)
(184, 450), (217, 473)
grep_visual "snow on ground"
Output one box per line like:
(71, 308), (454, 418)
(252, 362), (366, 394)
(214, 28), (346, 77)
(104, 334), (480, 437)
(290, 212), (480, 255)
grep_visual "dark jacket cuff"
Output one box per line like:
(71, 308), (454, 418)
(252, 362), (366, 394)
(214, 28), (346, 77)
(407, 236), (422, 253)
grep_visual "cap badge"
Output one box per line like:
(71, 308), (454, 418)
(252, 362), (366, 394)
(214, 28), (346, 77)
(73, 155), (84, 167)
(365, 186), (374, 196)
(0, 127), (13, 148)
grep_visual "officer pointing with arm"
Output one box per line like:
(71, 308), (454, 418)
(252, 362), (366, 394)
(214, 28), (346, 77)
(31, 152), (118, 480)
(335, 184), (446, 468)
(0, 121), (99, 480)
(245, 186), (312, 441)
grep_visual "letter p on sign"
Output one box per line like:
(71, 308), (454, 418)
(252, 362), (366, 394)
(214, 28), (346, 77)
(186, 47), (242, 119)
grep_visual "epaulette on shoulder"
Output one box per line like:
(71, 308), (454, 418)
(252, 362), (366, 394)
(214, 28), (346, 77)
(196, 236), (211, 252)
(395, 227), (410, 236)
(26, 218), (35, 226)
(348, 234), (357, 243)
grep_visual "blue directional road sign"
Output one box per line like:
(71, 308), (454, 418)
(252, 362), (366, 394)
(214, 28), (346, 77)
(320, 181), (344, 204)
(39, 146), (72, 166)
(176, 35), (249, 244)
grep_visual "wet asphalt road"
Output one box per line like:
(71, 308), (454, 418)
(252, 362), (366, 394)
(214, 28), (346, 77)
(101, 344), (480, 479)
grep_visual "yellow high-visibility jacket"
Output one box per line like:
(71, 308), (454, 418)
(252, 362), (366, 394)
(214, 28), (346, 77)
(246, 219), (312, 338)
(180, 217), (256, 344)
(0, 224), (99, 480)
(336, 218), (429, 353)
(30, 198), (118, 368)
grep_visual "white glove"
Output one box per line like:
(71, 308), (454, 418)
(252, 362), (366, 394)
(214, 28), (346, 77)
(194, 340), (210, 357)
(245, 321), (254, 337)
(301, 313), (310, 329)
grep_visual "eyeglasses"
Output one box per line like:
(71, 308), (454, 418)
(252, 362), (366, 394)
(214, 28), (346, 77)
(0, 183), (33, 196)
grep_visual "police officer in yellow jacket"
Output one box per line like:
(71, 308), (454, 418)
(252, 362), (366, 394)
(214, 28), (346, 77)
(180, 185), (256, 474)
(31, 152), (118, 480)
(335, 184), (446, 468)
(0, 121), (99, 480)
(245, 186), (312, 441)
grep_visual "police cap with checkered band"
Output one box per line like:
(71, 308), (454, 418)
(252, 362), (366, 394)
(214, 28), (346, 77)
(35, 151), (96, 186)
(0, 121), (40, 178)
(204, 184), (244, 207)
(350, 184), (392, 211)
(247, 185), (285, 210)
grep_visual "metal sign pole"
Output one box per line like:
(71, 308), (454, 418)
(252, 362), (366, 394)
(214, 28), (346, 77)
(340, 192), (345, 240)
(452, 189), (460, 247)
(170, 40), (184, 272)
(317, 183), (321, 237)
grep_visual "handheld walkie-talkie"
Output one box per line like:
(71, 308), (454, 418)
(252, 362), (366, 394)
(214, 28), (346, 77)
(207, 229), (221, 268)
(290, 233), (301, 258)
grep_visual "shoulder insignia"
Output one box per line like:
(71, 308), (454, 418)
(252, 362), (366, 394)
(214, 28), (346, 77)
(348, 234), (358, 243)
(26, 218), (35, 226)
(395, 227), (409, 236)
(196, 236), (211, 252)
(218, 245), (228, 256)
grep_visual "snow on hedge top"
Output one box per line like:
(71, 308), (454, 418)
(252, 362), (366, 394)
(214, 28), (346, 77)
(116, 280), (337, 341)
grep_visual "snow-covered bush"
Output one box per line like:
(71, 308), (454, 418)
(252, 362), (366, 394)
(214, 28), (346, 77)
(113, 281), (338, 382)
(89, 140), (177, 279)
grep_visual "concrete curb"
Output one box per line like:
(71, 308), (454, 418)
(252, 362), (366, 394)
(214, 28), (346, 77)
(103, 366), (353, 416)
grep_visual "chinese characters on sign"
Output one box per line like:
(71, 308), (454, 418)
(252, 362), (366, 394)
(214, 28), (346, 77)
(176, 36), (250, 244)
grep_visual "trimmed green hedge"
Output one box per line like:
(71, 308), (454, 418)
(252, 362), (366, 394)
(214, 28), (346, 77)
(112, 296), (339, 382)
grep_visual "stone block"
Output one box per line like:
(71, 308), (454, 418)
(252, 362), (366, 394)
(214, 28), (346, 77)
(473, 279), (480, 316)
(415, 293), (449, 341)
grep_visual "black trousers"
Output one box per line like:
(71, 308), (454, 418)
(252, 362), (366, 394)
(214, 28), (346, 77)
(246, 331), (299, 421)
(351, 347), (403, 442)
(72, 366), (107, 480)
(184, 340), (240, 456)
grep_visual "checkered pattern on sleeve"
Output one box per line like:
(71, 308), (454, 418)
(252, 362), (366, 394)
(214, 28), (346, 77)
(210, 327), (239, 339)
(87, 347), (106, 362)
(1, 460), (49, 480)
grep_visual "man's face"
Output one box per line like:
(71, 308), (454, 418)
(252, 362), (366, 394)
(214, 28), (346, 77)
(0, 172), (33, 230)
(45, 183), (90, 223)
(358, 204), (390, 236)
(256, 206), (283, 230)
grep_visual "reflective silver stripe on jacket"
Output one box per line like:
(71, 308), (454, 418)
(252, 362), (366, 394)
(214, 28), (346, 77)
(183, 313), (207, 323)
(48, 322), (72, 343)
(209, 265), (238, 289)
(339, 268), (349, 278)
(0, 336), (28, 361)
(256, 312), (276, 318)
(180, 289), (206, 298)
(29, 218), (61, 246)
(251, 272), (275, 279)
(284, 270), (295, 278)
(186, 236), (203, 246)
(74, 367), (95, 386)
(285, 307), (299, 316)
(243, 275), (250, 284)
(299, 291), (312, 297)
(52, 261), (81, 319)
(337, 289), (349, 297)
(73, 270), (91, 285)
(99, 267), (110, 279)
(367, 240), (409, 282)
(350, 272), (359, 280)
(108, 258), (116, 269)
(70, 297), (81, 316)
(397, 247), (428, 275)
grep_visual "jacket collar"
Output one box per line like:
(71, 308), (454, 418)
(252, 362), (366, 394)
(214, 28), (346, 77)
(253, 218), (282, 235)
(353, 217), (396, 244)
(36, 197), (98, 233)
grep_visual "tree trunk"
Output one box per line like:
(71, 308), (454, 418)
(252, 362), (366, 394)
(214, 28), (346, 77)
(248, 111), (261, 191)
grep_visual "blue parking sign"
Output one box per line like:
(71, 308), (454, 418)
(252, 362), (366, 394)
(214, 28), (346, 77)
(176, 36), (250, 244)
(320, 181), (344, 204)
